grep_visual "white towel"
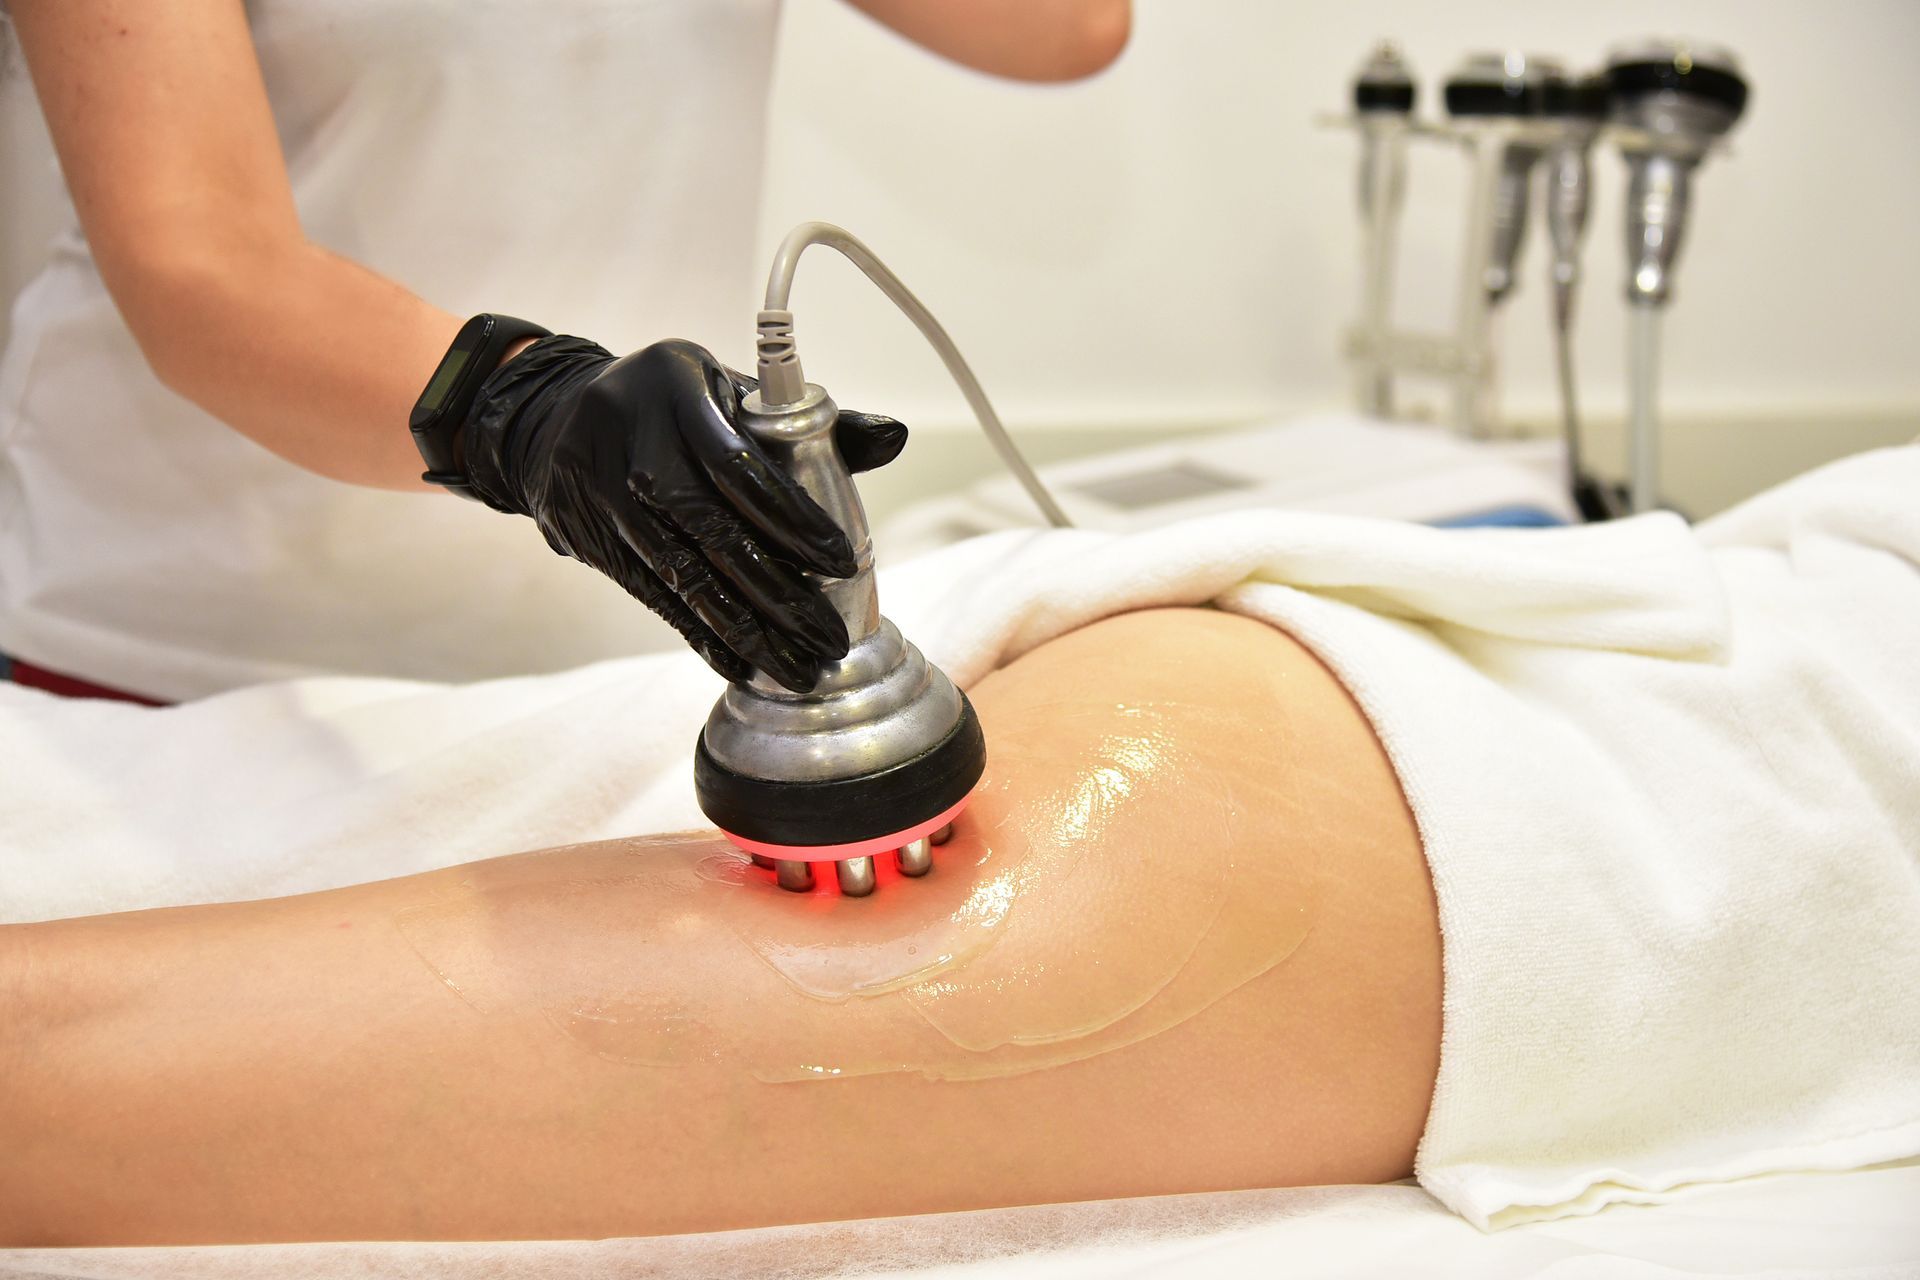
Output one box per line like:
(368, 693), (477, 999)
(2, 445), (1917, 1230)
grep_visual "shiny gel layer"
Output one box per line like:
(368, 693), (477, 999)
(398, 610), (1326, 1083)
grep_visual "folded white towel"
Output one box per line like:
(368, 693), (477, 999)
(3, 445), (1916, 1230)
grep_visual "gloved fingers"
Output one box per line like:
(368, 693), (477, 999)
(724, 366), (759, 404)
(533, 495), (753, 684)
(833, 409), (909, 474)
(674, 362), (858, 579)
(610, 558), (755, 685)
(667, 489), (851, 663)
(537, 514), (752, 687)
(608, 501), (821, 693)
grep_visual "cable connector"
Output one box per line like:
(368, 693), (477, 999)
(755, 309), (806, 408)
(757, 221), (1072, 529)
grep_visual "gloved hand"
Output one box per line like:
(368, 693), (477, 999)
(459, 336), (907, 691)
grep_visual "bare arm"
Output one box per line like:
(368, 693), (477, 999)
(9, 0), (459, 490)
(8, 0), (1125, 489)
(0, 610), (1439, 1245)
(843, 0), (1131, 82)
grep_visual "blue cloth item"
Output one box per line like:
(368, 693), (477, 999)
(1428, 505), (1567, 529)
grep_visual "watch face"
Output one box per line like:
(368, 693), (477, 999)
(419, 338), (480, 416)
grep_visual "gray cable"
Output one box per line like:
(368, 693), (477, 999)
(1627, 302), (1662, 514)
(1552, 316), (1584, 501)
(757, 221), (1072, 529)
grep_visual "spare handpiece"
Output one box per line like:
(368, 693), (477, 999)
(1351, 42), (1416, 416)
(1539, 73), (1613, 519)
(694, 223), (1066, 896)
(1444, 52), (1562, 305)
(1607, 40), (1748, 512)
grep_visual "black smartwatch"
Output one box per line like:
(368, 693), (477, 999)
(409, 313), (551, 500)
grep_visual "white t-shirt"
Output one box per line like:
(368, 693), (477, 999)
(0, 0), (780, 700)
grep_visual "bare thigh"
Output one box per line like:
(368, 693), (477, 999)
(1, 607), (1441, 1242)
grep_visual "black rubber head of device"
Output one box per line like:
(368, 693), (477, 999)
(694, 693), (987, 849)
(1541, 73), (1609, 119)
(1354, 79), (1415, 113)
(1352, 42), (1416, 114)
(1608, 59), (1748, 117)
(1445, 64), (1544, 117)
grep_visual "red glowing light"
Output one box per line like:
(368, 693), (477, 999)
(719, 793), (972, 863)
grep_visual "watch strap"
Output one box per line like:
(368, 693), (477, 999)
(410, 313), (551, 500)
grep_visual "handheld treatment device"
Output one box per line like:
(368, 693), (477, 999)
(1444, 51), (1562, 306)
(1540, 73), (1611, 518)
(1607, 40), (1748, 309)
(1351, 42), (1416, 417)
(1606, 39), (1748, 512)
(695, 224), (1068, 897)
(1541, 74), (1607, 336)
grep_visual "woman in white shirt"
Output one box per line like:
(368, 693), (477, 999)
(0, 1), (1129, 703)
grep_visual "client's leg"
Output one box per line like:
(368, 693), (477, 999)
(0, 608), (1439, 1244)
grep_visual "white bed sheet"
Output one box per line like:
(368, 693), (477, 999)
(4, 1160), (1916, 1279)
(5, 451), (1917, 1260)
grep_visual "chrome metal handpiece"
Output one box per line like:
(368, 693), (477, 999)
(1542, 75), (1607, 332)
(1445, 52), (1563, 306)
(1607, 39), (1748, 308)
(1541, 73), (1609, 515)
(1605, 39), (1749, 512)
(1352, 41), (1416, 416)
(695, 381), (982, 896)
(694, 224), (1016, 897)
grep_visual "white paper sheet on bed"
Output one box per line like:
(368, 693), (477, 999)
(3, 1160), (1916, 1279)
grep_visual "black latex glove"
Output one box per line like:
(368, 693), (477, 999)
(460, 336), (907, 691)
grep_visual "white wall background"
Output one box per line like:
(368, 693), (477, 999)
(760, 0), (1920, 439)
(4, 3), (1915, 513)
